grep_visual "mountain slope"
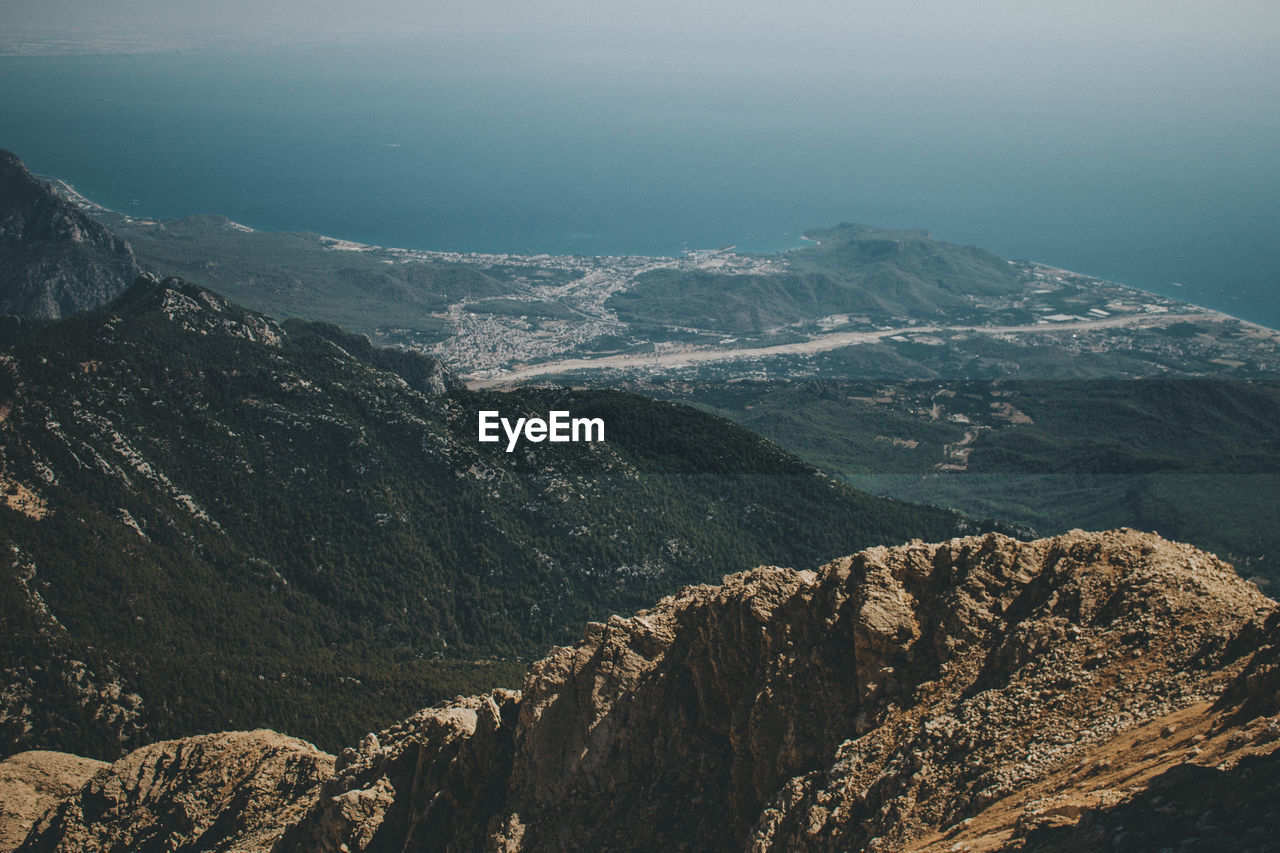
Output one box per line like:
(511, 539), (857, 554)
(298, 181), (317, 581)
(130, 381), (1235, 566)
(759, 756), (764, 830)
(78, 211), (513, 341)
(0, 276), (964, 759)
(12, 530), (1278, 852)
(608, 224), (1023, 333)
(643, 377), (1280, 582)
(0, 152), (140, 321)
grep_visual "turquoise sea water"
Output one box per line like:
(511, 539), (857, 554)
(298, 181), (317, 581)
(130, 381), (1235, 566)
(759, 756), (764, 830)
(1, 39), (1277, 327)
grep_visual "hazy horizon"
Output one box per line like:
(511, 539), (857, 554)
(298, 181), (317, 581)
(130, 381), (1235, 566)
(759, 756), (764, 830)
(6, 0), (1280, 80)
(8, 0), (1280, 41)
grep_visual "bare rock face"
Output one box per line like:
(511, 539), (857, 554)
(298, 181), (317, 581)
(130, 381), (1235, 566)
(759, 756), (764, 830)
(274, 529), (1276, 852)
(276, 691), (520, 852)
(0, 751), (106, 852)
(0, 151), (140, 320)
(14, 530), (1278, 851)
(111, 273), (286, 344)
(15, 731), (331, 853)
(744, 531), (1273, 852)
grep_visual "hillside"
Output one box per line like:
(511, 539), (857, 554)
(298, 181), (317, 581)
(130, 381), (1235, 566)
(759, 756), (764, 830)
(9, 530), (1279, 851)
(77, 211), (519, 341)
(606, 224), (1024, 334)
(0, 151), (139, 322)
(638, 377), (1280, 583)
(0, 276), (964, 760)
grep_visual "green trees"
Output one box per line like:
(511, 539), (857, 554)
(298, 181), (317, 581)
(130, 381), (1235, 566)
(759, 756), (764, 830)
(0, 281), (961, 758)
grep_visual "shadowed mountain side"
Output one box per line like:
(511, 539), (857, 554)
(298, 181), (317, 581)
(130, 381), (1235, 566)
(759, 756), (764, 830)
(0, 152), (139, 320)
(638, 377), (1280, 583)
(0, 276), (963, 759)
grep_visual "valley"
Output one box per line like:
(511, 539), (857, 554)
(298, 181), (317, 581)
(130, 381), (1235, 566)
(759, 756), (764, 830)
(468, 307), (1224, 386)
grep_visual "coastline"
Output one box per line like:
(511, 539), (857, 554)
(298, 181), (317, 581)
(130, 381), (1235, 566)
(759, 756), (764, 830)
(44, 174), (1277, 336)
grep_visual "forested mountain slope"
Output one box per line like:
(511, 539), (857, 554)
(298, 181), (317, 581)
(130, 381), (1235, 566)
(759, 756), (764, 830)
(0, 276), (963, 759)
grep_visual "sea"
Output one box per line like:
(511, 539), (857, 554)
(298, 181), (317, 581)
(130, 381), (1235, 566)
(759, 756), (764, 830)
(2, 36), (1277, 327)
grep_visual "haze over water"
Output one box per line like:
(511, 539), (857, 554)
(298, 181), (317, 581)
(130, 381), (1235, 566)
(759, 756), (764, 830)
(2, 18), (1277, 327)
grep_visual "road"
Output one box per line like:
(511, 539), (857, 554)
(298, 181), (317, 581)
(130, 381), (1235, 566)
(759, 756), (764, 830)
(465, 311), (1218, 387)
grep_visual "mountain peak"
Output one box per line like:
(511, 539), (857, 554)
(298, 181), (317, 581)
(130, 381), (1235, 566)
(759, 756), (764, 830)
(107, 273), (285, 345)
(0, 150), (140, 320)
(803, 222), (934, 242)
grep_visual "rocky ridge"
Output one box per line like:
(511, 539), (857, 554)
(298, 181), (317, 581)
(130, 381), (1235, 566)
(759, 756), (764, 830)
(17, 731), (332, 853)
(0, 751), (105, 852)
(0, 151), (140, 321)
(9, 529), (1280, 851)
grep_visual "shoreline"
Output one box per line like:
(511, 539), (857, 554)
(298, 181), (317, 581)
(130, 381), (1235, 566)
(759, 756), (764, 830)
(44, 173), (1276, 335)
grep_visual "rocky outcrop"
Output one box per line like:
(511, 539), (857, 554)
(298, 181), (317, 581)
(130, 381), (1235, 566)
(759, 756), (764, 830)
(276, 692), (520, 852)
(0, 151), (140, 319)
(17, 731), (331, 853)
(111, 273), (286, 344)
(13, 530), (1280, 852)
(271, 529), (1276, 852)
(906, 614), (1280, 852)
(0, 751), (106, 852)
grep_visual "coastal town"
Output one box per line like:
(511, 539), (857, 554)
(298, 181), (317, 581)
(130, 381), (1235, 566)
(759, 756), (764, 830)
(358, 242), (1275, 384)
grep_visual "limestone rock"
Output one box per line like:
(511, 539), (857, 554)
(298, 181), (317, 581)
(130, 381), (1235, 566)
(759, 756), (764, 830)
(16, 731), (331, 853)
(18, 530), (1280, 851)
(278, 529), (1276, 851)
(0, 751), (106, 852)
(277, 690), (519, 853)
